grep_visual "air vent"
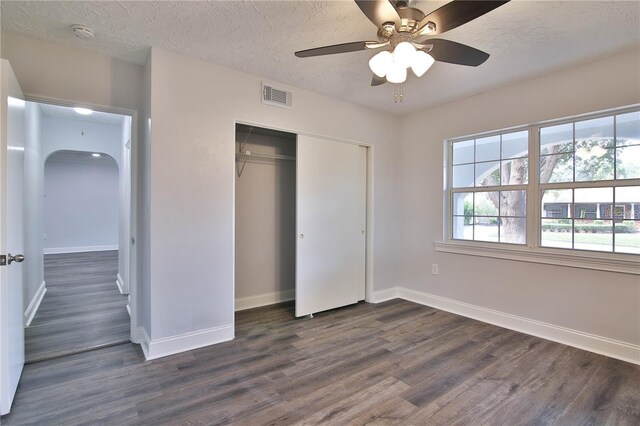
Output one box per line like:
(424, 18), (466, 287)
(262, 83), (293, 109)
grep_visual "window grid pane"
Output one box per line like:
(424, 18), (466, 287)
(451, 108), (639, 254)
(451, 189), (526, 245)
(450, 131), (529, 245)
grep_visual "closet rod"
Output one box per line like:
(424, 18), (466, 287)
(236, 151), (295, 161)
(235, 151), (295, 177)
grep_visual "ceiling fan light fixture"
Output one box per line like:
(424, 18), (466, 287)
(411, 50), (435, 77)
(74, 107), (93, 115)
(369, 51), (394, 77)
(393, 41), (416, 68)
(386, 62), (407, 84)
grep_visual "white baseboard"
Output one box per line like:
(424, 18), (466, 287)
(44, 245), (118, 255)
(235, 289), (295, 311)
(139, 324), (234, 361)
(137, 327), (151, 359)
(389, 287), (639, 365)
(116, 273), (128, 295)
(24, 281), (46, 327)
(372, 287), (400, 303)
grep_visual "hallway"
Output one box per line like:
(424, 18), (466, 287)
(25, 251), (129, 363)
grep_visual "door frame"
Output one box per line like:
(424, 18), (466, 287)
(232, 119), (375, 318)
(23, 94), (140, 344)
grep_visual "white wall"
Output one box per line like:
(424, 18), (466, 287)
(1, 32), (142, 112)
(148, 47), (401, 343)
(40, 116), (123, 253)
(41, 116), (122, 166)
(23, 102), (43, 315)
(398, 48), (640, 346)
(44, 157), (119, 252)
(235, 131), (296, 303)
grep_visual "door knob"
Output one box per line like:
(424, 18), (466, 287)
(7, 253), (25, 265)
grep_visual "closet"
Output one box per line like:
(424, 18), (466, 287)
(235, 124), (367, 318)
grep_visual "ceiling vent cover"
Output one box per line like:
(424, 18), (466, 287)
(262, 83), (293, 109)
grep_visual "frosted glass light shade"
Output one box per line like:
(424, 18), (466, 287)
(411, 51), (435, 77)
(393, 42), (416, 68)
(386, 62), (407, 84)
(368, 51), (393, 78)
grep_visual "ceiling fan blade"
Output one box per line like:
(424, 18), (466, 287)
(418, 1), (510, 35)
(371, 75), (386, 86)
(295, 41), (370, 58)
(355, 0), (402, 30)
(420, 39), (489, 66)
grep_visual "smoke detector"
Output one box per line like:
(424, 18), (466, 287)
(71, 24), (94, 40)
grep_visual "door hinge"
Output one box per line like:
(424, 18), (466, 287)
(0, 255), (6, 266)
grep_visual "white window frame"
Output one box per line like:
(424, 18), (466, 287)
(438, 105), (640, 275)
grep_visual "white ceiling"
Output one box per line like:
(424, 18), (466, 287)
(39, 103), (125, 126)
(3, 1), (640, 115)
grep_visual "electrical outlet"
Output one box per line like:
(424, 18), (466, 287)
(43, 233), (47, 240)
(431, 264), (439, 275)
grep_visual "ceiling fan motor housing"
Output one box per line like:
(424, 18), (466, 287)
(377, 5), (435, 42)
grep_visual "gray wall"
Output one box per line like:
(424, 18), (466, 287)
(147, 47), (401, 341)
(44, 156), (119, 252)
(235, 131), (296, 301)
(40, 115), (124, 254)
(398, 48), (640, 346)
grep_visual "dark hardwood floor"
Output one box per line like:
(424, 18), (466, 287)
(24, 251), (129, 363)
(5, 299), (640, 425)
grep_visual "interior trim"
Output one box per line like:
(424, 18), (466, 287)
(373, 286), (640, 365)
(24, 281), (46, 327)
(43, 245), (118, 255)
(434, 241), (640, 275)
(139, 324), (235, 361)
(235, 289), (295, 311)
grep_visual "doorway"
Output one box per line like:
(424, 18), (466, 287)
(234, 122), (372, 320)
(234, 124), (297, 311)
(21, 101), (135, 363)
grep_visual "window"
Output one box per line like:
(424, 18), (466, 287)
(451, 130), (528, 244)
(446, 107), (640, 259)
(539, 111), (640, 254)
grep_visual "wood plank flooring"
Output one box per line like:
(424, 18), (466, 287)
(4, 299), (640, 425)
(24, 251), (129, 363)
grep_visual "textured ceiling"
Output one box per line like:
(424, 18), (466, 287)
(3, 1), (640, 115)
(39, 103), (125, 126)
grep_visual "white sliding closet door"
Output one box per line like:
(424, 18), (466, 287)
(296, 135), (366, 317)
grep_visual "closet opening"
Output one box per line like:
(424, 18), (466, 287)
(234, 122), (372, 324)
(234, 124), (297, 313)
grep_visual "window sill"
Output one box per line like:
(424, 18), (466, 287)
(434, 241), (640, 275)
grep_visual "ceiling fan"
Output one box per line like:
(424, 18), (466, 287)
(295, 0), (510, 86)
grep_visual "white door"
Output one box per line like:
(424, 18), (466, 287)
(0, 60), (26, 415)
(296, 135), (366, 317)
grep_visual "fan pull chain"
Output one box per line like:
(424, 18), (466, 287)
(394, 83), (404, 103)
